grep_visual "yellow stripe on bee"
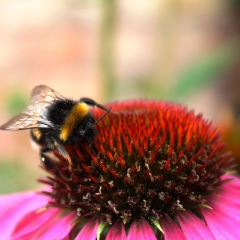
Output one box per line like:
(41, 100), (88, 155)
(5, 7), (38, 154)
(32, 128), (42, 140)
(59, 103), (89, 142)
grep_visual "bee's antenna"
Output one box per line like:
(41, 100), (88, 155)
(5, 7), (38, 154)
(95, 103), (109, 112)
(87, 107), (111, 156)
(80, 97), (109, 112)
(93, 107), (112, 126)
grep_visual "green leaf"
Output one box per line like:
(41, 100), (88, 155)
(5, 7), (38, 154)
(97, 222), (107, 240)
(198, 204), (212, 209)
(150, 218), (164, 234)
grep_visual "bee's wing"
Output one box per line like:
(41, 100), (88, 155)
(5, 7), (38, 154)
(0, 111), (54, 130)
(30, 85), (65, 106)
(0, 85), (65, 131)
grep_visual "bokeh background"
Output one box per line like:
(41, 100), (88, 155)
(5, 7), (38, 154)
(0, 0), (240, 193)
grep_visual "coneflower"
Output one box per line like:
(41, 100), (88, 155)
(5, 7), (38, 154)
(1, 100), (240, 240)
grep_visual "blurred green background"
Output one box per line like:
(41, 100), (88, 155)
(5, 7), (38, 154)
(0, 0), (240, 193)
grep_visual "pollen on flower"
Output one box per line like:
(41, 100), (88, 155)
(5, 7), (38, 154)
(39, 100), (233, 230)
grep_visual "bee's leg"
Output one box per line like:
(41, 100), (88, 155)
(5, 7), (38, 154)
(40, 146), (57, 173)
(88, 144), (97, 156)
(41, 153), (53, 169)
(80, 97), (109, 112)
(54, 142), (72, 166)
(40, 145), (53, 167)
(42, 137), (72, 166)
(40, 153), (60, 177)
(41, 145), (51, 154)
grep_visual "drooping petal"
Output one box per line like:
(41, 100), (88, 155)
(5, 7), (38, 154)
(75, 217), (99, 240)
(127, 218), (157, 240)
(12, 208), (60, 238)
(39, 212), (76, 239)
(202, 207), (240, 240)
(177, 210), (215, 240)
(106, 221), (127, 240)
(0, 191), (48, 239)
(161, 214), (186, 240)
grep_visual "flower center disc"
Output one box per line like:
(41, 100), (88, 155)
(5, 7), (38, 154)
(41, 100), (232, 226)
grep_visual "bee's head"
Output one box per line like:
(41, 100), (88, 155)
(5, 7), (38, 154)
(72, 113), (96, 145)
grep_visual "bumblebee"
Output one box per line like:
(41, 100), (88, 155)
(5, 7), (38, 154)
(0, 85), (111, 166)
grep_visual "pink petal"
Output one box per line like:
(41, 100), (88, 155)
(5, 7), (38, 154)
(218, 189), (240, 205)
(39, 212), (76, 239)
(202, 207), (240, 240)
(221, 174), (240, 187)
(218, 177), (240, 205)
(106, 221), (127, 240)
(12, 208), (60, 238)
(127, 218), (157, 240)
(210, 195), (240, 221)
(75, 217), (99, 240)
(0, 191), (48, 239)
(161, 214), (186, 240)
(177, 211), (215, 240)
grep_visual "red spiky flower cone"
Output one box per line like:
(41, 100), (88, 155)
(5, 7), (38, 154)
(1, 100), (240, 240)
